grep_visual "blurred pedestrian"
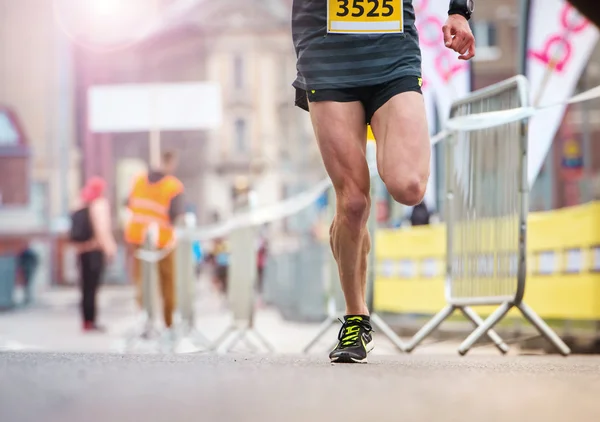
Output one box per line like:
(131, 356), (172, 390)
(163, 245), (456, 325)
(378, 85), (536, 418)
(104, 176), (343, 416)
(17, 246), (39, 306)
(209, 237), (229, 295)
(192, 240), (204, 277)
(70, 177), (117, 332)
(410, 202), (431, 226)
(256, 228), (269, 297)
(125, 151), (184, 332)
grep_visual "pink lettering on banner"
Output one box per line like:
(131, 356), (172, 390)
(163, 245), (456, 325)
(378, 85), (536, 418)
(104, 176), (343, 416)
(528, 4), (590, 73)
(529, 35), (572, 72)
(419, 16), (444, 48)
(435, 51), (468, 83)
(413, 0), (429, 15)
(560, 4), (589, 32)
(414, 0), (467, 84)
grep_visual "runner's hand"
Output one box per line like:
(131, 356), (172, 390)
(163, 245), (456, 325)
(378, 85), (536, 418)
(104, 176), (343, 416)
(442, 15), (476, 61)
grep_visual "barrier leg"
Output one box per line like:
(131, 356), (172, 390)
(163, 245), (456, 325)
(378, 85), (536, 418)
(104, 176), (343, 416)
(248, 329), (275, 353)
(221, 326), (248, 353)
(460, 306), (510, 354)
(122, 236), (161, 353)
(210, 324), (237, 351)
(241, 330), (259, 353)
(213, 323), (274, 354)
(187, 328), (211, 349)
(370, 313), (407, 352)
(517, 302), (571, 356)
(405, 305), (456, 353)
(174, 221), (212, 352)
(302, 316), (341, 353)
(458, 302), (512, 356)
(141, 253), (158, 339)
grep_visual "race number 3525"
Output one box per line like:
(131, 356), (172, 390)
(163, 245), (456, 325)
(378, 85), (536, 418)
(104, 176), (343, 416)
(335, 0), (395, 18)
(328, 0), (403, 34)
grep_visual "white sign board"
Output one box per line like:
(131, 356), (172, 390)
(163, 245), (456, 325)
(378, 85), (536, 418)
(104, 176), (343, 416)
(88, 82), (222, 133)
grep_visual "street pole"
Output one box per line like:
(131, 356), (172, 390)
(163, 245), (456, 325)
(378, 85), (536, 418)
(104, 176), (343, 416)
(517, 0), (532, 76)
(581, 65), (593, 202)
(514, 0), (532, 335)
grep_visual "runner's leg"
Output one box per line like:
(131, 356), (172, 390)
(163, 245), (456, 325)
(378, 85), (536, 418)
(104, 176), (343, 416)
(309, 101), (370, 316)
(370, 91), (431, 206)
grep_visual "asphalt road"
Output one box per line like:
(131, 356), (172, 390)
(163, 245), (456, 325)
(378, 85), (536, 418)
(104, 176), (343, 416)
(2, 352), (600, 422)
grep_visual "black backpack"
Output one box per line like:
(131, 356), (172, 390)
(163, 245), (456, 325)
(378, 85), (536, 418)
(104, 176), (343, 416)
(70, 207), (93, 243)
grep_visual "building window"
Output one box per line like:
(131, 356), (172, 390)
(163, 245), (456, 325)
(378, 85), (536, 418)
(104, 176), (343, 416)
(0, 112), (19, 146)
(472, 21), (497, 48)
(233, 54), (244, 90)
(471, 21), (501, 62)
(234, 118), (247, 153)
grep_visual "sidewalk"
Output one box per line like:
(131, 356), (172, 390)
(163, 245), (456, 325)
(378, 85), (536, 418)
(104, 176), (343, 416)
(0, 286), (137, 352)
(0, 280), (507, 356)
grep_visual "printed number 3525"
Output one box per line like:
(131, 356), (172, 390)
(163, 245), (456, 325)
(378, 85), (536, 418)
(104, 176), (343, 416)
(336, 0), (395, 18)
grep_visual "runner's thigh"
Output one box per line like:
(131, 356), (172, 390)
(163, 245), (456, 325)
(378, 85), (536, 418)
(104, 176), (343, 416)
(309, 101), (370, 194)
(370, 91), (430, 205)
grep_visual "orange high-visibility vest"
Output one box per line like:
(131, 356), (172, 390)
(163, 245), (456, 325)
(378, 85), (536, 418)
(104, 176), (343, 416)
(124, 174), (184, 248)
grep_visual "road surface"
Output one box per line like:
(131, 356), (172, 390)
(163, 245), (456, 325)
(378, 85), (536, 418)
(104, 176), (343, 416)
(2, 352), (600, 422)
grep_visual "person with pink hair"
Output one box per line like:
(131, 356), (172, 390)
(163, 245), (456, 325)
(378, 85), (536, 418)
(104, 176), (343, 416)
(70, 177), (117, 332)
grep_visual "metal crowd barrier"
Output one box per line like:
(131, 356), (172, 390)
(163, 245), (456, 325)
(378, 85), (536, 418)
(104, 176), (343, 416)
(174, 215), (211, 350)
(210, 224), (274, 353)
(122, 223), (161, 352)
(405, 76), (571, 356)
(194, 191), (274, 354)
(123, 218), (210, 353)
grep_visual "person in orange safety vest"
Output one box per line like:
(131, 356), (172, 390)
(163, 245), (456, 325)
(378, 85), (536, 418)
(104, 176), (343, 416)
(125, 151), (185, 330)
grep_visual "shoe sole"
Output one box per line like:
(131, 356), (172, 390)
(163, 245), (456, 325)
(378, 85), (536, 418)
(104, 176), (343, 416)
(330, 339), (375, 364)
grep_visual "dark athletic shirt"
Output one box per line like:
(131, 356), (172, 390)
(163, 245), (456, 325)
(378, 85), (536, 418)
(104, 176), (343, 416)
(292, 0), (422, 91)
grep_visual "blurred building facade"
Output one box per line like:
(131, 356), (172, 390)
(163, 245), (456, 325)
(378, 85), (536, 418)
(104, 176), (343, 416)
(0, 0), (79, 222)
(76, 0), (321, 228)
(0, 0), (81, 288)
(2, 0), (600, 284)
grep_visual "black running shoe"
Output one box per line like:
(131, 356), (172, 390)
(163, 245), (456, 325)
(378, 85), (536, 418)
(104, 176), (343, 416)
(329, 315), (374, 363)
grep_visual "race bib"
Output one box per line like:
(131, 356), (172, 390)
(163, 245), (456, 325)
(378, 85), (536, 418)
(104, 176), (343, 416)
(328, 0), (404, 34)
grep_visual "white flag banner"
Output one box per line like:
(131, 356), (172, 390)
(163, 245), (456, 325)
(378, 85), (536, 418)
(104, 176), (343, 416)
(414, 0), (472, 209)
(526, 0), (599, 186)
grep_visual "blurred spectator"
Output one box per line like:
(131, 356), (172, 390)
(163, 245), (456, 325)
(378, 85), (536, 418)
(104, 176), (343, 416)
(256, 229), (269, 297)
(125, 151), (184, 332)
(17, 246), (39, 306)
(410, 202), (431, 226)
(70, 177), (117, 332)
(208, 237), (229, 295)
(192, 240), (204, 276)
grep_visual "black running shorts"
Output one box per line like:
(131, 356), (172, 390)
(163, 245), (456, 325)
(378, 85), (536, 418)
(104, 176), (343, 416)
(294, 75), (423, 125)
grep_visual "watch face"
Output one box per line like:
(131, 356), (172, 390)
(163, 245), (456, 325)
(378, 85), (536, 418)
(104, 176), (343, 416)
(468, 0), (474, 12)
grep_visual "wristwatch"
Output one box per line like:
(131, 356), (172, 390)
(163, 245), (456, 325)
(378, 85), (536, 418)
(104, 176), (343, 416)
(448, 0), (474, 21)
